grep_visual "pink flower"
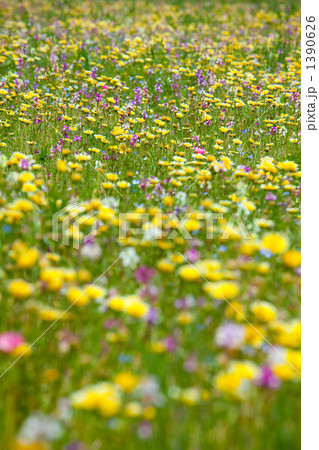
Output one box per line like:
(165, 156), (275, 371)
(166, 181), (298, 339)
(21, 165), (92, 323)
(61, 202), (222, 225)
(185, 248), (200, 263)
(194, 147), (206, 154)
(0, 332), (25, 353)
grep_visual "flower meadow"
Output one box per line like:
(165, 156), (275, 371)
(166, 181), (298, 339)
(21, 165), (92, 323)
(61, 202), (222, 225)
(0, 0), (301, 448)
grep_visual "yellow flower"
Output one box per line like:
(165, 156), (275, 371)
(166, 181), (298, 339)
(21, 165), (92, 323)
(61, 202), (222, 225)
(204, 281), (239, 300)
(273, 320), (301, 347)
(286, 349), (301, 373)
(215, 372), (241, 396)
(256, 262), (270, 274)
(40, 268), (63, 291)
(273, 362), (299, 380)
(119, 143), (127, 153)
(109, 295), (149, 318)
(178, 265), (200, 281)
(240, 241), (261, 255)
(38, 307), (69, 321)
(85, 285), (105, 299)
(76, 153), (91, 161)
(282, 250), (301, 268)
(14, 439), (47, 450)
(163, 196), (174, 206)
(8, 279), (33, 299)
(245, 325), (265, 348)
(114, 372), (139, 392)
(216, 361), (257, 397)
(71, 382), (121, 416)
(177, 311), (194, 325)
(143, 405), (156, 420)
(16, 248), (39, 269)
(45, 368), (59, 382)
(10, 342), (32, 357)
(78, 269), (92, 282)
(11, 199), (33, 212)
(241, 199), (256, 212)
(99, 393), (121, 416)
(170, 253), (184, 264)
(106, 173), (118, 181)
(157, 259), (175, 273)
(117, 181), (131, 189)
(151, 341), (166, 353)
(67, 287), (90, 306)
(21, 182), (37, 193)
(124, 296), (149, 318)
(57, 159), (68, 172)
(250, 301), (277, 322)
(259, 156), (277, 173)
(184, 219), (200, 232)
(109, 296), (125, 311)
(225, 301), (245, 321)
(262, 233), (288, 254)
(102, 182), (113, 189)
(18, 172), (34, 183)
(230, 361), (258, 380)
(71, 173), (81, 182)
(181, 388), (201, 405)
(124, 402), (143, 417)
(277, 161), (298, 171)
(219, 126), (228, 133)
(201, 199), (212, 209)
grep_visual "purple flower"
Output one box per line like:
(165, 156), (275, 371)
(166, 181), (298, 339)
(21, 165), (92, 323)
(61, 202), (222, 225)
(255, 365), (281, 390)
(195, 69), (206, 86)
(146, 307), (159, 325)
(130, 134), (139, 147)
(133, 87), (142, 105)
(165, 336), (176, 353)
(155, 82), (163, 93)
(95, 93), (102, 102)
(135, 266), (156, 284)
(138, 421), (152, 440)
(184, 354), (197, 373)
(265, 192), (277, 201)
(215, 322), (246, 350)
(20, 159), (30, 170)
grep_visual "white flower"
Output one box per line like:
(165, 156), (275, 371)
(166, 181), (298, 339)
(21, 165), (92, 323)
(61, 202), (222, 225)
(17, 413), (63, 442)
(121, 247), (140, 268)
(80, 242), (102, 260)
(102, 196), (119, 209)
(6, 172), (19, 182)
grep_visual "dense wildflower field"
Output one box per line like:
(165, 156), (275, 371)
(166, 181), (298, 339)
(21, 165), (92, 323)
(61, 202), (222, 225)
(0, 0), (301, 448)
